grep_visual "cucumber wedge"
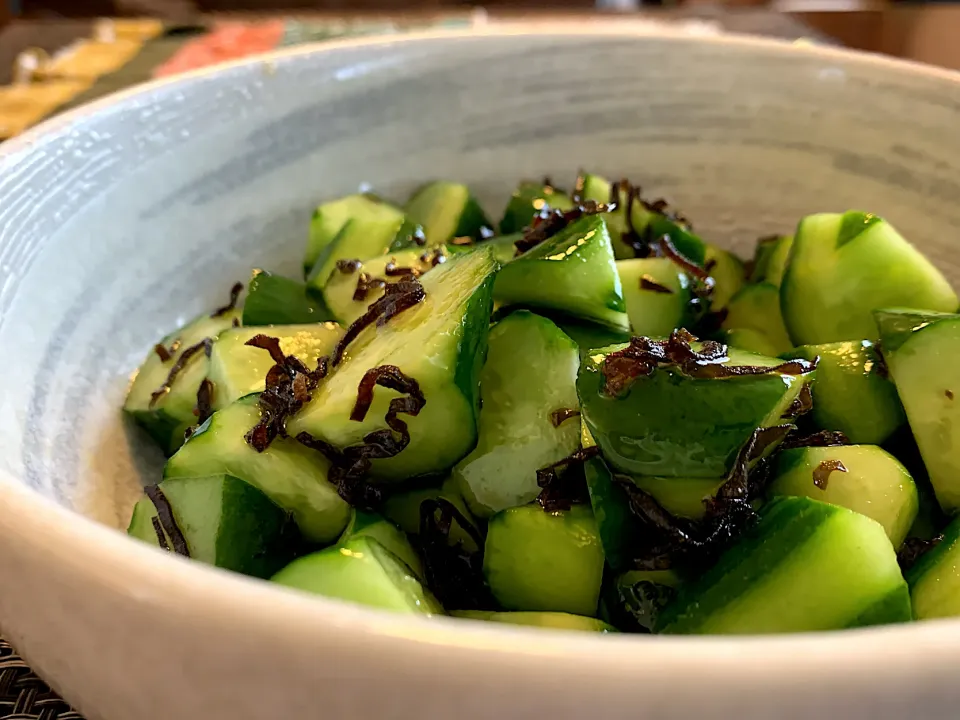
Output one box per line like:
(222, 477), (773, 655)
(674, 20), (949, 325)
(657, 496), (910, 634)
(781, 212), (958, 345)
(484, 504), (604, 617)
(124, 307), (241, 455)
(338, 510), (423, 579)
(704, 245), (745, 311)
(164, 396), (350, 544)
(625, 474), (727, 520)
(584, 455), (646, 572)
(722, 283), (793, 355)
(455, 311), (581, 517)
(579, 343), (812, 478)
(616, 257), (693, 337)
(380, 475), (480, 552)
(494, 215), (629, 331)
(127, 474), (298, 578)
(405, 181), (490, 245)
(499, 182), (574, 235)
(206, 323), (342, 411)
(907, 516), (960, 620)
(786, 340), (905, 444)
(748, 235), (792, 287)
(721, 328), (782, 358)
(550, 316), (631, 359)
(453, 611), (614, 632)
(878, 310), (960, 512)
(272, 536), (442, 615)
(305, 194), (384, 277)
(769, 445), (918, 546)
(289, 248), (498, 481)
(577, 174), (631, 259)
(242, 270), (331, 326)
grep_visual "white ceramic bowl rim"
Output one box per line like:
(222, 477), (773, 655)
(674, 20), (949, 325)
(3, 25), (960, 684)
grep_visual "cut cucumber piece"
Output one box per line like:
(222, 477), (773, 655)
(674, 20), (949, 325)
(625, 474), (727, 520)
(471, 234), (521, 266)
(306, 201), (407, 292)
(127, 474), (297, 578)
(577, 174), (631, 260)
(721, 328), (782, 358)
(242, 270), (331, 326)
(748, 235), (792, 287)
(538, 314), (630, 359)
(704, 245), (745, 311)
(321, 249), (431, 326)
(380, 475), (480, 552)
(769, 445), (918, 547)
(722, 282), (793, 355)
(499, 182), (574, 235)
(584, 455), (646, 572)
(494, 215), (629, 331)
(781, 212), (958, 345)
(455, 311), (581, 517)
(786, 340), (905, 444)
(600, 569), (680, 632)
(272, 536), (442, 615)
(206, 323), (342, 411)
(484, 504), (604, 617)
(405, 181), (490, 245)
(616, 257), (693, 337)
(164, 396), (350, 544)
(289, 248), (498, 481)
(124, 307), (242, 455)
(657, 496), (910, 634)
(907, 516), (960, 620)
(579, 343), (812, 478)
(878, 311), (960, 512)
(453, 611), (614, 632)
(305, 193), (382, 277)
(338, 510), (423, 579)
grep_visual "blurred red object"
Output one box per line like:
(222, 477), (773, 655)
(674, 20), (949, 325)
(153, 20), (285, 77)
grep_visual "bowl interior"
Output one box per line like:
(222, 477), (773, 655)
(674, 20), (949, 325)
(2, 29), (960, 534)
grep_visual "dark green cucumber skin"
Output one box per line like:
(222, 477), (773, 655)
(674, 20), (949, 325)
(906, 516), (960, 587)
(836, 211), (882, 248)
(387, 219), (428, 252)
(499, 183), (573, 235)
(874, 308), (959, 353)
(846, 584), (912, 629)
(454, 272), (497, 429)
(584, 456), (646, 572)
(578, 346), (797, 478)
(127, 409), (186, 457)
(242, 270), (332, 326)
(646, 215), (707, 267)
(405, 181), (491, 242)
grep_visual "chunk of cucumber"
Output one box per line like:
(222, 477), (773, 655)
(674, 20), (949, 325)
(721, 328), (782, 358)
(616, 257), (693, 337)
(289, 248), (498, 481)
(584, 455), (646, 572)
(722, 282), (793, 355)
(494, 215), (629, 331)
(127, 474), (298, 578)
(704, 245), (745, 311)
(781, 212), (958, 345)
(124, 307), (241, 455)
(455, 311), (581, 517)
(484, 504), (604, 617)
(578, 343), (811, 478)
(205, 323), (342, 411)
(305, 194), (374, 276)
(242, 270), (331, 326)
(769, 445), (918, 546)
(380, 475), (481, 552)
(657, 496), (911, 634)
(405, 181), (490, 245)
(321, 249), (431, 326)
(878, 310), (960, 512)
(786, 340), (905, 444)
(499, 182), (574, 235)
(907, 516), (960, 620)
(624, 474), (727, 520)
(164, 396), (350, 544)
(272, 536), (442, 615)
(748, 235), (792, 287)
(453, 611), (614, 632)
(338, 510), (423, 579)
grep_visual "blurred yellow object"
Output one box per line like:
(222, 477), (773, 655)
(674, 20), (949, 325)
(41, 38), (145, 82)
(93, 18), (165, 43)
(0, 79), (93, 140)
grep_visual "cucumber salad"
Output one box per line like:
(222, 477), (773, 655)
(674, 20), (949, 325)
(125, 173), (960, 635)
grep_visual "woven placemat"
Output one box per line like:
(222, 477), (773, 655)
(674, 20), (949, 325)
(0, 639), (82, 719)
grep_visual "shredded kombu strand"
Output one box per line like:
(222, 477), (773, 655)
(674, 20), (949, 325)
(145, 484), (190, 557)
(417, 498), (494, 611)
(780, 429), (850, 450)
(600, 329), (816, 397)
(195, 378), (215, 426)
(536, 445), (600, 512)
(243, 335), (330, 452)
(898, 535), (944, 572)
(149, 338), (212, 407)
(812, 459), (847, 490)
(550, 408), (581, 428)
(784, 384), (814, 419)
(211, 282), (243, 318)
(150, 516), (170, 552)
(153, 340), (179, 363)
(639, 275), (674, 294)
(336, 258), (362, 274)
(514, 198), (615, 255)
(353, 272), (387, 302)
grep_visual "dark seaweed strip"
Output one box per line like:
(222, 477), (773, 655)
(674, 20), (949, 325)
(384, 261), (421, 278)
(353, 272), (387, 302)
(640, 275), (674, 294)
(151, 516), (170, 552)
(812, 459), (847, 490)
(195, 378), (215, 426)
(211, 282), (243, 318)
(780, 429), (850, 451)
(571, 172), (587, 204)
(784, 384), (814, 419)
(417, 498), (494, 611)
(145, 485), (190, 557)
(294, 432), (384, 509)
(153, 342), (178, 362)
(873, 340), (891, 379)
(330, 277), (425, 367)
(898, 535), (944, 572)
(550, 408), (581, 428)
(420, 248), (448, 268)
(514, 199), (615, 254)
(149, 338), (212, 407)
(536, 445), (600, 512)
(336, 258), (362, 274)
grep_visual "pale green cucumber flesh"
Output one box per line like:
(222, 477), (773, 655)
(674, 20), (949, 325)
(616, 257), (693, 337)
(405, 181), (490, 245)
(722, 282), (793, 355)
(242, 270), (332, 326)
(907, 516), (960, 620)
(321, 249), (429, 326)
(499, 182), (574, 235)
(338, 510), (424, 578)
(304, 193), (381, 276)
(704, 245), (745, 310)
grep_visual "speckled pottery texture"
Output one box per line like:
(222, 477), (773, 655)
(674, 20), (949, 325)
(2, 26), (960, 720)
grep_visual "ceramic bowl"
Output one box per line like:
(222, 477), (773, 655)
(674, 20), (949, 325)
(2, 26), (960, 720)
